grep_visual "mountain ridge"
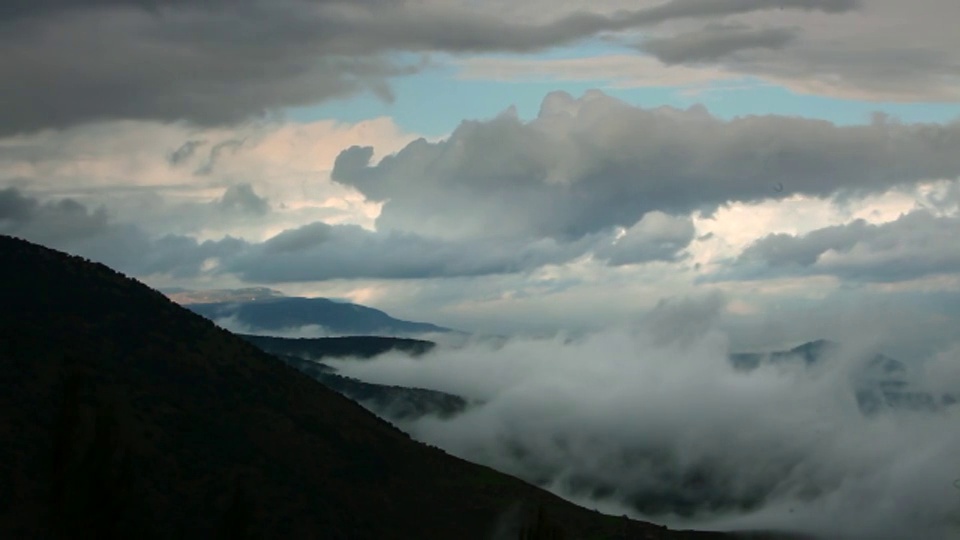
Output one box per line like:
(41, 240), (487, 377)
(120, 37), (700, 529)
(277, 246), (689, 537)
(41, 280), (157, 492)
(186, 296), (451, 337)
(0, 235), (797, 539)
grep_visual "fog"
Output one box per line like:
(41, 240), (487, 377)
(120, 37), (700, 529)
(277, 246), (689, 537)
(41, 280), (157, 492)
(327, 318), (960, 539)
(211, 316), (341, 339)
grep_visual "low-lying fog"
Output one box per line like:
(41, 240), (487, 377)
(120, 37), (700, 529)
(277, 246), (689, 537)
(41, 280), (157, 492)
(327, 316), (960, 539)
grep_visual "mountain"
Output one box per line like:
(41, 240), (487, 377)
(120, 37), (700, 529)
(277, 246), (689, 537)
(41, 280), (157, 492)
(729, 339), (841, 370)
(730, 339), (954, 415)
(0, 235), (798, 539)
(166, 287), (286, 305)
(240, 334), (436, 360)
(184, 296), (451, 337)
(278, 354), (470, 421)
(240, 335), (464, 420)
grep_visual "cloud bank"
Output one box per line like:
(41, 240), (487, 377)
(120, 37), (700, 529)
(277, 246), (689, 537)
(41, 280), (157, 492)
(457, 0), (960, 102)
(328, 310), (960, 540)
(3, 91), (959, 294)
(730, 210), (960, 283)
(333, 91), (960, 242)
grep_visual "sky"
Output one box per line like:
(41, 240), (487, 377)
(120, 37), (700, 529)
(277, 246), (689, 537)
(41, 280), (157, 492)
(4, 3), (960, 537)
(2, 0), (960, 356)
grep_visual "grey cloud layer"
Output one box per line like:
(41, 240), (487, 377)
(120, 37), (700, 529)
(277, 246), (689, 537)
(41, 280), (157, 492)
(233, 222), (607, 282)
(662, 0), (960, 101)
(0, 6), (415, 135)
(1, 188), (688, 283)
(732, 210), (960, 282)
(594, 211), (695, 266)
(333, 91), (960, 241)
(0, 187), (246, 277)
(1, 0), (857, 134)
(640, 24), (799, 64)
(0, 187), (109, 244)
(5, 90), (960, 286)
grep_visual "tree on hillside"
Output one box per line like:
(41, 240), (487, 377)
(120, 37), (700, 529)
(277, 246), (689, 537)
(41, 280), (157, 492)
(216, 476), (259, 540)
(51, 372), (145, 539)
(519, 505), (567, 540)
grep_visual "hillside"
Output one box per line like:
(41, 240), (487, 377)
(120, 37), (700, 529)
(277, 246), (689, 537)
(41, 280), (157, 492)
(0, 235), (800, 539)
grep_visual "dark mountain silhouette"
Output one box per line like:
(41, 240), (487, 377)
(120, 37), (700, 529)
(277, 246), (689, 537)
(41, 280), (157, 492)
(0, 235), (800, 539)
(277, 354), (470, 421)
(185, 296), (450, 337)
(240, 334), (436, 360)
(240, 335), (465, 420)
(729, 339), (847, 370)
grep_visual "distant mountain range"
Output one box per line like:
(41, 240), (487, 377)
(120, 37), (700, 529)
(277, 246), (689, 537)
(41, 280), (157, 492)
(166, 286), (286, 304)
(2, 235), (794, 539)
(240, 335), (466, 421)
(180, 293), (452, 337)
(731, 339), (955, 415)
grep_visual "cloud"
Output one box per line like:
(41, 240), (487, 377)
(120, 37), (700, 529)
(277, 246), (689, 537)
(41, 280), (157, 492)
(4, 93), (960, 339)
(456, 0), (960, 103)
(333, 91), (960, 242)
(328, 319), (960, 540)
(0, 187), (110, 244)
(195, 140), (245, 176)
(230, 222), (611, 282)
(0, 116), (417, 244)
(167, 139), (205, 166)
(4, 115), (703, 284)
(734, 210), (960, 282)
(0, 186), (696, 284)
(0, 0), (861, 134)
(710, 0), (960, 102)
(0, 3), (417, 135)
(594, 211), (696, 266)
(0, 187), (246, 277)
(640, 24), (799, 64)
(456, 54), (741, 88)
(217, 183), (269, 216)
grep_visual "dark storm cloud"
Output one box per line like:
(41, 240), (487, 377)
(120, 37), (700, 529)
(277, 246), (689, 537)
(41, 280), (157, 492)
(329, 321), (960, 540)
(0, 0), (400, 22)
(726, 39), (960, 102)
(640, 24), (800, 64)
(168, 140), (205, 166)
(332, 91), (960, 242)
(0, 0), (858, 134)
(0, 188), (246, 277)
(326, 0), (856, 53)
(195, 140), (244, 175)
(0, 187), (110, 243)
(0, 4), (418, 135)
(730, 210), (960, 282)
